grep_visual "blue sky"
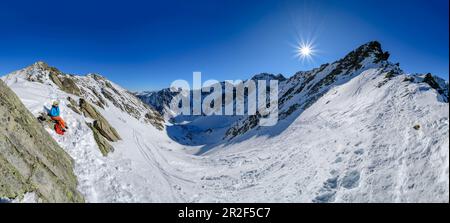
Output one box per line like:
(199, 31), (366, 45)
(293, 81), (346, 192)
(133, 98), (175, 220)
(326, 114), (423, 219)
(0, 0), (448, 91)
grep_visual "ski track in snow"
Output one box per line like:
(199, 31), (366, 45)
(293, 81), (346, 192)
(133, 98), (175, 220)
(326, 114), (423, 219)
(2, 66), (448, 203)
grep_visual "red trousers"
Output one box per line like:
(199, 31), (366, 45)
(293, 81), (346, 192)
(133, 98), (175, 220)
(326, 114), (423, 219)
(51, 116), (66, 129)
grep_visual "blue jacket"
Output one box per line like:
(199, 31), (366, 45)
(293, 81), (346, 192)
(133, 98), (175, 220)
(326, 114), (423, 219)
(49, 106), (60, 117)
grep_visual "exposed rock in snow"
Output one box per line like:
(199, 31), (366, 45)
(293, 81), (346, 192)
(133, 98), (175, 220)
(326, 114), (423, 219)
(79, 98), (121, 142)
(87, 122), (114, 156)
(0, 80), (84, 202)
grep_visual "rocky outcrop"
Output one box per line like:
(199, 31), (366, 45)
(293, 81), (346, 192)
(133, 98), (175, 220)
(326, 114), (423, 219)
(86, 123), (114, 156)
(79, 98), (101, 120)
(79, 98), (121, 141)
(67, 97), (81, 115)
(145, 112), (165, 130)
(39, 63), (81, 96)
(0, 80), (84, 202)
(423, 73), (443, 93)
(93, 119), (121, 142)
(78, 98), (121, 155)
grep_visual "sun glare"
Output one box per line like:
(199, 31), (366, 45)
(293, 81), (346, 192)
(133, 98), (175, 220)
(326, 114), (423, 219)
(300, 46), (311, 56)
(294, 39), (316, 63)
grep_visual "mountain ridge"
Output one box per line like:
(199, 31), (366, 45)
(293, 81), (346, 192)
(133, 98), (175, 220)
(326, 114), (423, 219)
(138, 41), (448, 143)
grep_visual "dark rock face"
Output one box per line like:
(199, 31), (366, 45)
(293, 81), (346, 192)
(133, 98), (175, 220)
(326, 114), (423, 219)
(0, 80), (84, 202)
(423, 73), (442, 92)
(418, 73), (448, 102)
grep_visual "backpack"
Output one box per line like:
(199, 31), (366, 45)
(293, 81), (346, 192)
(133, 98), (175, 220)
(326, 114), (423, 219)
(54, 122), (65, 135)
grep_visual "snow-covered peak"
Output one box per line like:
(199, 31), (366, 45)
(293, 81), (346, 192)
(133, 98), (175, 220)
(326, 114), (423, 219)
(346, 41), (388, 62)
(3, 61), (59, 84)
(135, 88), (180, 116)
(251, 73), (287, 81)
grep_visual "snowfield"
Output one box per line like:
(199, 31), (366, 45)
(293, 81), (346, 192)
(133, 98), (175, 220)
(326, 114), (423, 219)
(2, 48), (448, 202)
(203, 68), (448, 202)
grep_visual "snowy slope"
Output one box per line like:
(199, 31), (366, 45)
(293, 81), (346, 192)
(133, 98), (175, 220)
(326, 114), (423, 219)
(1, 63), (191, 202)
(2, 41), (448, 202)
(203, 68), (448, 202)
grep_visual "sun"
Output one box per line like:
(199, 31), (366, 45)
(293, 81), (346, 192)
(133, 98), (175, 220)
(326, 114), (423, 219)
(294, 39), (317, 63)
(300, 46), (312, 56)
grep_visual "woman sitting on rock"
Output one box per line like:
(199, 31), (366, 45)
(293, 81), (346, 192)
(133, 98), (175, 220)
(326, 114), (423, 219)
(49, 101), (68, 132)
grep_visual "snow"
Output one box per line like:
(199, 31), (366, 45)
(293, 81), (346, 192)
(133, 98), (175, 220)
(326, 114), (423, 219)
(0, 192), (38, 203)
(1, 61), (448, 203)
(201, 69), (448, 202)
(12, 193), (38, 203)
